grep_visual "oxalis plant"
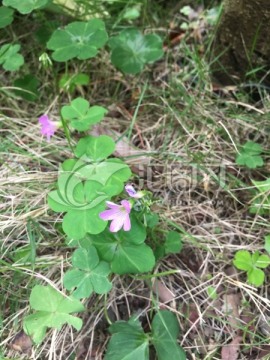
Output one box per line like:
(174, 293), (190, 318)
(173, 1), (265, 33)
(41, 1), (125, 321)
(23, 98), (186, 359)
(2, 2), (185, 357)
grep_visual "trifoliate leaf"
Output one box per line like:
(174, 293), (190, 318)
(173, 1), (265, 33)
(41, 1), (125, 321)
(233, 250), (270, 287)
(0, 6), (14, 28)
(47, 19), (108, 62)
(23, 285), (84, 344)
(236, 141), (264, 169)
(3, 0), (48, 14)
(75, 135), (115, 160)
(59, 73), (89, 93)
(47, 136), (131, 239)
(152, 311), (186, 360)
(108, 28), (163, 74)
(88, 220), (155, 274)
(0, 43), (24, 71)
(105, 317), (149, 360)
(64, 247), (112, 299)
(61, 98), (107, 131)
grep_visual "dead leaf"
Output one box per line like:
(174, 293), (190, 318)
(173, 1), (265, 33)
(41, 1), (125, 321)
(10, 330), (32, 354)
(221, 336), (242, 360)
(151, 279), (175, 304)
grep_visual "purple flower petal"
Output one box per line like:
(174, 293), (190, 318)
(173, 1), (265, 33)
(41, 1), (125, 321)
(110, 217), (124, 232)
(121, 200), (131, 213)
(38, 114), (58, 141)
(125, 184), (144, 199)
(99, 200), (132, 232)
(123, 214), (131, 231)
(125, 184), (137, 197)
(99, 209), (120, 221)
(106, 201), (121, 209)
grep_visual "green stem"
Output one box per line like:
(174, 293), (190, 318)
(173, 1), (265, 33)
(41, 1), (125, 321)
(131, 269), (181, 280)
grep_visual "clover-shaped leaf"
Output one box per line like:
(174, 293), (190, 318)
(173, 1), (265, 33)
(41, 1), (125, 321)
(88, 216), (155, 274)
(75, 135), (115, 160)
(64, 246), (112, 299)
(0, 43), (24, 71)
(236, 141), (264, 169)
(48, 178), (109, 239)
(3, 0), (48, 14)
(105, 317), (149, 360)
(23, 285), (84, 344)
(233, 250), (270, 287)
(0, 6), (14, 28)
(61, 98), (107, 131)
(108, 28), (163, 74)
(48, 144), (131, 240)
(47, 19), (108, 62)
(152, 311), (186, 360)
(105, 312), (186, 360)
(59, 73), (89, 93)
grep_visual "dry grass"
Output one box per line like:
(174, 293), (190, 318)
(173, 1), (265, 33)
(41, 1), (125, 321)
(1, 3), (270, 359)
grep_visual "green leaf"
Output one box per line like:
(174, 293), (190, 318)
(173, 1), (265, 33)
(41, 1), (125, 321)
(236, 141), (264, 169)
(23, 285), (84, 344)
(105, 317), (149, 360)
(252, 178), (270, 194)
(108, 28), (163, 74)
(254, 254), (270, 269)
(59, 73), (89, 93)
(0, 43), (24, 71)
(122, 5), (141, 20)
(0, 6), (14, 28)
(64, 247), (112, 299)
(35, 21), (60, 45)
(62, 205), (108, 239)
(75, 135), (115, 160)
(164, 231), (183, 254)
(89, 221), (155, 274)
(242, 141), (262, 154)
(233, 250), (270, 287)
(233, 250), (252, 271)
(112, 243), (155, 274)
(14, 74), (39, 101)
(47, 19), (108, 62)
(247, 268), (265, 287)
(206, 286), (218, 300)
(47, 142), (131, 239)
(264, 235), (270, 255)
(145, 213), (159, 228)
(152, 311), (186, 360)
(61, 98), (107, 131)
(3, 0), (48, 14)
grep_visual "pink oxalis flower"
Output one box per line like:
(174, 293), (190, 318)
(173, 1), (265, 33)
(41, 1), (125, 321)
(38, 114), (58, 141)
(99, 200), (131, 232)
(125, 184), (143, 199)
